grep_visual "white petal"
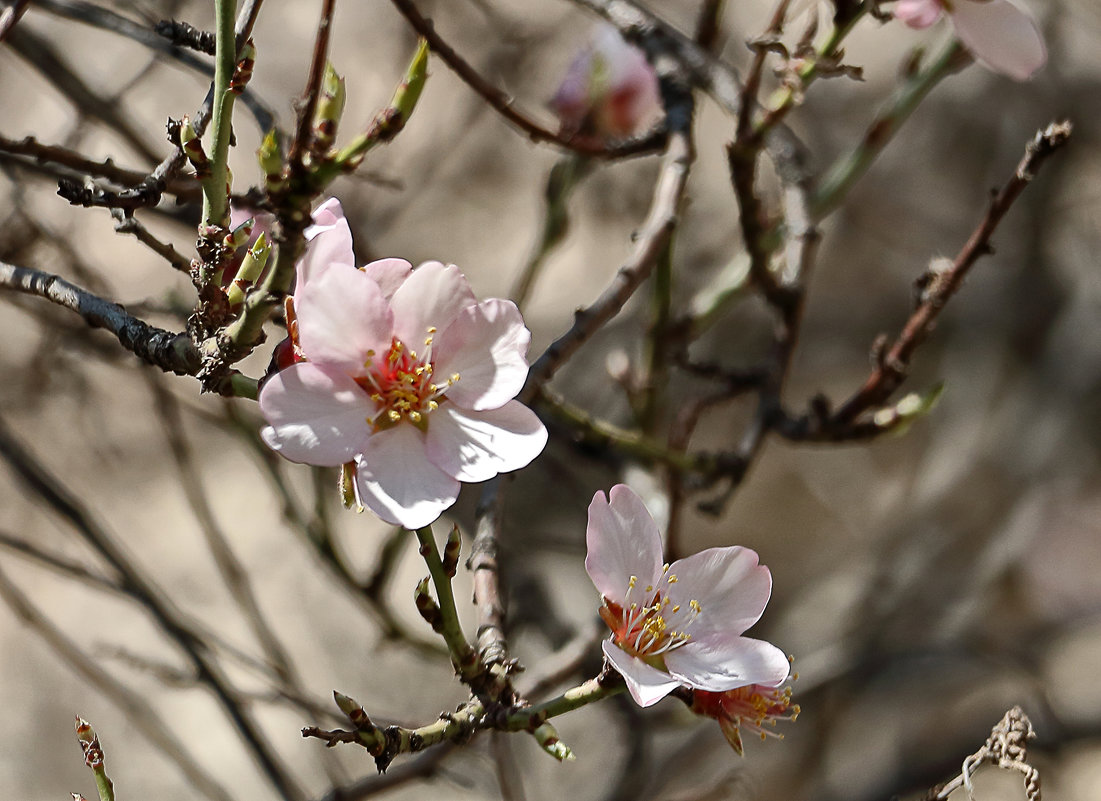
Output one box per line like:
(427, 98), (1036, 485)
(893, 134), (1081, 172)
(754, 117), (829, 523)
(584, 485), (664, 605)
(259, 363), (374, 466)
(951, 0), (1046, 80)
(298, 198), (355, 288)
(433, 299), (531, 411)
(389, 262), (476, 350)
(355, 425), (461, 529)
(296, 263), (393, 375)
(602, 640), (680, 707)
(361, 258), (413, 300)
(425, 402), (547, 483)
(665, 635), (791, 692)
(666, 546), (772, 638)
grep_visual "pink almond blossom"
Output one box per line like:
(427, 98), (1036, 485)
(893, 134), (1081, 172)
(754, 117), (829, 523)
(585, 485), (791, 707)
(551, 25), (663, 140)
(259, 199), (547, 529)
(691, 680), (800, 755)
(895, 0), (1046, 81)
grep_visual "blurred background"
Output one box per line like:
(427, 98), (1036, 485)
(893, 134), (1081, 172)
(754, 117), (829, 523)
(0, 0), (1099, 800)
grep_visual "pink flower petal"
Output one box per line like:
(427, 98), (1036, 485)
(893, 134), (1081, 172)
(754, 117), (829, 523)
(259, 362), (375, 466)
(667, 546), (772, 638)
(298, 198), (356, 289)
(361, 258), (413, 300)
(950, 0), (1046, 80)
(665, 634), (791, 692)
(895, 0), (944, 28)
(585, 485), (664, 605)
(424, 401), (547, 483)
(389, 262), (477, 350)
(296, 263), (393, 375)
(355, 425), (461, 528)
(433, 299), (531, 411)
(601, 640), (681, 707)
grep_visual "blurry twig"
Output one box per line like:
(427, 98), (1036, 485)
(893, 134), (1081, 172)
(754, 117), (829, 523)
(0, 0), (31, 41)
(0, 564), (236, 801)
(0, 415), (308, 801)
(387, 0), (664, 158)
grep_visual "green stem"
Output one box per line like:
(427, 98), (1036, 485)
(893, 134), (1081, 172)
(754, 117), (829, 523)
(413, 524), (479, 679)
(200, 0), (239, 275)
(505, 677), (622, 731)
(811, 40), (967, 219)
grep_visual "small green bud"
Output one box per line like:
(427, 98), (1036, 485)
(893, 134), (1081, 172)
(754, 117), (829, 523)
(226, 232), (270, 308)
(312, 62), (347, 153)
(257, 129), (286, 190)
(533, 722), (575, 762)
(178, 115), (211, 178)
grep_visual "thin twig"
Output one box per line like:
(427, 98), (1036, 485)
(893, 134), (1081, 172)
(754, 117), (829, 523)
(829, 121), (1072, 427)
(470, 481), (508, 669)
(110, 209), (193, 272)
(387, 0), (664, 158)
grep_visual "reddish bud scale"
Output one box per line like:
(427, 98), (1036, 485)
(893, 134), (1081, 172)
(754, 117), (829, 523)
(230, 39), (256, 94)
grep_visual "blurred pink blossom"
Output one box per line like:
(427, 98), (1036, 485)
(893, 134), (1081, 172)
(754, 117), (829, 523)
(259, 199), (547, 529)
(585, 485), (790, 707)
(895, 0), (1046, 80)
(551, 25), (662, 139)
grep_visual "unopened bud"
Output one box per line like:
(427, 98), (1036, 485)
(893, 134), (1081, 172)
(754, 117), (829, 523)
(178, 115), (211, 178)
(414, 577), (442, 631)
(533, 722), (575, 762)
(442, 525), (461, 578)
(226, 231), (269, 308)
(258, 129), (286, 190)
(312, 62), (346, 153)
(333, 691), (375, 730)
(339, 460), (362, 511)
(230, 38), (256, 95)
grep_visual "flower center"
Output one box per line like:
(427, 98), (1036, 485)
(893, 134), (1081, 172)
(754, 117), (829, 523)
(600, 565), (702, 662)
(355, 328), (459, 431)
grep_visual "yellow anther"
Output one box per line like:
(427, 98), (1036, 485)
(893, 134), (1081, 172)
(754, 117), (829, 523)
(689, 599), (702, 613)
(388, 410), (401, 422)
(645, 585), (654, 593)
(424, 335), (434, 346)
(450, 373), (460, 383)
(628, 576), (637, 588)
(428, 400), (439, 411)
(408, 411), (422, 423)
(426, 326), (437, 334)
(671, 605), (680, 613)
(371, 393), (383, 403)
(662, 563), (670, 573)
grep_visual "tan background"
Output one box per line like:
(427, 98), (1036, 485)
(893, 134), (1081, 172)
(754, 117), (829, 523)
(0, 1), (1099, 800)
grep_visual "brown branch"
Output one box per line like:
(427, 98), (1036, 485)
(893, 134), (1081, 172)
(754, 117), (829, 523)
(289, 0), (337, 169)
(0, 260), (199, 375)
(0, 133), (200, 203)
(387, 0), (664, 158)
(110, 209), (193, 272)
(828, 120), (1073, 427)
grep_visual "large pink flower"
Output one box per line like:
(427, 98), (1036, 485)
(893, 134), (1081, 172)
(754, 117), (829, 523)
(895, 0), (1046, 81)
(259, 199), (548, 529)
(551, 25), (663, 140)
(585, 485), (791, 707)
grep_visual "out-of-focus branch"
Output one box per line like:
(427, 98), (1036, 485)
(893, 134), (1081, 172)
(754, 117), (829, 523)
(0, 416), (307, 801)
(0, 564), (237, 801)
(0, 261), (199, 375)
(523, 127), (694, 398)
(387, 0), (664, 158)
(0, 0), (31, 41)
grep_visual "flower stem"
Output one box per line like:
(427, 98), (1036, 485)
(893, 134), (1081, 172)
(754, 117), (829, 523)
(201, 0), (238, 235)
(505, 677), (623, 731)
(413, 524), (479, 680)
